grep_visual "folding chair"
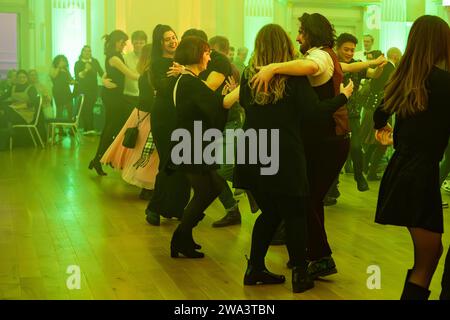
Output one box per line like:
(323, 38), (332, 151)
(11, 96), (45, 149)
(47, 95), (85, 145)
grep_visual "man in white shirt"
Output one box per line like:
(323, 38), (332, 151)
(123, 30), (147, 117)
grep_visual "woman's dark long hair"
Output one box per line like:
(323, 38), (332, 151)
(78, 45), (91, 60)
(383, 15), (450, 118)
(52, 55), (69, 68)
(151, 24), (176, 59)
(103, 30), (128, 56)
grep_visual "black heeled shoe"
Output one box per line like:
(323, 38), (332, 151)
(171, 228), (205, 259)
(292, 266), (314, 293)
(243, 257), (285, 286)
(89, 159), (107, 176)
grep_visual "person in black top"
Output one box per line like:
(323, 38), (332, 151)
(236, 24), (352, 294)
(74, 45), (104, 134)
(0, 70), (45, 146)
(200, 35), (244, 228)
(360, 47), (401, 181)
(89, 30), (140, 176)
(326, 33), (387, 198)
(50, 55), (74, 123)
(100, 44), (159, 198)
(373, 15), (450, 300)
(145, 24), (191, 226)
(169, 36), (240, 259)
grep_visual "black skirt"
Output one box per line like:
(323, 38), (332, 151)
(375, 149), (443, 233)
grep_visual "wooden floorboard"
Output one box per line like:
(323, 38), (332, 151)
(0, 136), (449, 300)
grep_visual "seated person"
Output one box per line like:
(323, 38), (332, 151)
(0, 69), (40, 125)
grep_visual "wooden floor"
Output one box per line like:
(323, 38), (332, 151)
(0, 135), (449, 300)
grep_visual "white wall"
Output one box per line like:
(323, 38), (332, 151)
(0, 13), (17, 77)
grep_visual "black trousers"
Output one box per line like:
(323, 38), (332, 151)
(305, 137), (350, 261)
(94, 92), (135, 159)
(80, 92), (97, 131)
(349, 117), (365, 179)
(250, 191), (308, 271)
(179, 170), (227, 232)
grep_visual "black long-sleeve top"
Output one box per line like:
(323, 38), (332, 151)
(374, 66), (450, 161)
(172, 73), (228, 173)
(234, 74), (348, 196)
(74, 58), (104, 96)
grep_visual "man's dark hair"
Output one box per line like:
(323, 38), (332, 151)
(209, 36), (230, 54)
(175, 36), (210, 66)
(182, 29), (208, 42)
(336, 33), (358, 48)
(132, 30), (148, 42)
(299, 13), (336, 49)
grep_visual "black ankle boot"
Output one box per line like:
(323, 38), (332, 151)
(89, 159), (107, 176)
(401, 270), (431, 300)
(170, 227), (204, 259)
(243, 258), (285, 286)
(191, 213), (206, 250)
(292, 266), (314, 293)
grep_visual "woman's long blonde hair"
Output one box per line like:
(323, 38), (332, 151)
(136, 44), (153, 75)
(383, 15), (450, 118)
(246, 24), (296, 105)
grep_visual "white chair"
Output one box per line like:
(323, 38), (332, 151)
(47, 94), (85, 145)
(11, 96), (45, 149)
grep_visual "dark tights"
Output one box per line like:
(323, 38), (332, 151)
(249, 191), (308, 271)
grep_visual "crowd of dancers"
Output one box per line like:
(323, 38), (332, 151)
(1, 10), (449, 300)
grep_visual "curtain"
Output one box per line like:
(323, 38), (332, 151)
(52, 0), (87, 74)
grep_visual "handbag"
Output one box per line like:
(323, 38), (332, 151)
(122, 111), (149, 149)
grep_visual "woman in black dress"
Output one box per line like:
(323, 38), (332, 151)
(89, 30), (140, 176)
(236, 24), (352, 293)
(169, 36), (240, 259)
(50, 55), (74, 123)
(373, 15), (450, 300)
(74, 45), (104, 134)
(144, 25), (192, 225)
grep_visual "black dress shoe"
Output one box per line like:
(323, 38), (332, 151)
(355, 175), (369, 192)
(244, 260), (285, 286)
(307, 256), (338, 279)
(89, 159), (107, 176)
(212, 207), (241, 228)
(292, 266), (314, 293)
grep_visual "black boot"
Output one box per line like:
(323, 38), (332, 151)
(401, 282), (431, 300)
(170, 227), (204, 259)
(89, 158), (107, 176)
(191, 213), (206, 250)
(292, 266), (314, 293)
(212, 206), (241, 228)
(400, 270), (430, 300)
(243, 258), (286, 286)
